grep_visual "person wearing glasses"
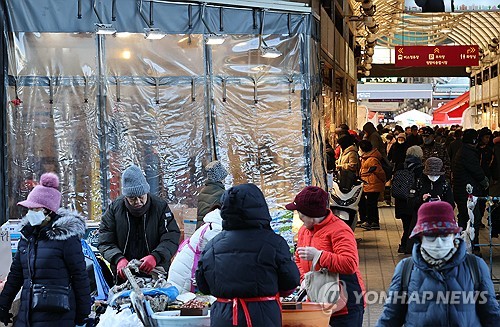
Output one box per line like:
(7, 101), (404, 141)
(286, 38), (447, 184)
(377, 201), (500, 326)
(98, 165), (180, 283)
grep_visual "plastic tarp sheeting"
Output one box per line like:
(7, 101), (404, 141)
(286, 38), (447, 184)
(2, 2), (320, 222)
(6, 33), (100, 220)
(212, 34), (308, 205)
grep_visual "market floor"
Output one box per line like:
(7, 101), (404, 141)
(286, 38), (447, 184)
(357, 206), (500, 326)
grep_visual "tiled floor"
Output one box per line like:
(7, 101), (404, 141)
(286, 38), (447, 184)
(358, 206), (500, 326)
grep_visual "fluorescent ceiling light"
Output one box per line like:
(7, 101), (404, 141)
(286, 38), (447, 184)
(95, 24), (116, 35)
(144, 28), (166, 40)
(441, 29), (452, 33)
(261, 46), (282, 59)
(206, 34), (226, 45)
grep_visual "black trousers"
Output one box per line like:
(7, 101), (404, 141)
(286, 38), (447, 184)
(399, 214), (412, 249)
(359, 192), (380, 225)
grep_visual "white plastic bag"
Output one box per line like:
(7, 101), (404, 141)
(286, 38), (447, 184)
(96, 305), (144, 327)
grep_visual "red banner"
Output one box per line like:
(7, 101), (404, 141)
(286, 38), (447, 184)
(395, 45), (479, 67)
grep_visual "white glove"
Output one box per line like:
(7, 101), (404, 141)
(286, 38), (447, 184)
(297, 247), (322, 262)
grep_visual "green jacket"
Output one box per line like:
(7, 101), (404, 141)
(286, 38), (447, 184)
(197, 181), (225, 225)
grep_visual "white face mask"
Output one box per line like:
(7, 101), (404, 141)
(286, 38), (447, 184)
(421, 235), (455, 259)
(26, 210), (46, 226)
(428, 175), (440, 182)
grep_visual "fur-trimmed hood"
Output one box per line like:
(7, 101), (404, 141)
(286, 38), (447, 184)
(20, 208), (86, 241)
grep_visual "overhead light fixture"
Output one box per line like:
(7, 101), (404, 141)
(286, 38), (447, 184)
(441, 28), (452, 33)
(261, 46), (282, 59)
(144, 28), (166, 40)
(206, 34), (226, 45)
(95, 23), (116, 35)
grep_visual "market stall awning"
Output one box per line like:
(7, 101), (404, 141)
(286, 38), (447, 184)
(432, 91), (469, 125)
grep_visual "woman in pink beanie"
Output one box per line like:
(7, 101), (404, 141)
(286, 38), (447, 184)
(0, 173), (92, 327)
(377, 201), (500, 326)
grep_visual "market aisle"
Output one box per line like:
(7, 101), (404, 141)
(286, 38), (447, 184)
(357, 206), (500, 326)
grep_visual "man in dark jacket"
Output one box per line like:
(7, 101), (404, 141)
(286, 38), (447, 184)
(98, 165), (180, 282)
(452, 129), (489, 254)
(420, 126), (451, 180)
(406, 125), (423, 147)
(196, 183), (300, 327)
(196, 160), (227, 228)
(363, 122), (386, 157)
(448, 129), (463, 173)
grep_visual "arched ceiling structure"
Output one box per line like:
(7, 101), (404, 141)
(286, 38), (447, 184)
(349, 0), (500, 52)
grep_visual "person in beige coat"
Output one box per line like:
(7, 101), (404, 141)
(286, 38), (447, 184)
(336, 134), (360, 173)
(358, 140), (386, 230)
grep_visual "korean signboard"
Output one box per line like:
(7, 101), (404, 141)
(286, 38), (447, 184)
(405, 0), (500, 12)
(395, 45), (479, 67)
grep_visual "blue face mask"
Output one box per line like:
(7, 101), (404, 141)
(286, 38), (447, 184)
(25, 210), (46, 226)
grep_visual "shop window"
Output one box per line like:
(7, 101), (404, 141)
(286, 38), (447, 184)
(483, 68), (490, 81)
(476, 75), (482, 85)
(470, 76), (475, 87)
(491, 64), (498, 78)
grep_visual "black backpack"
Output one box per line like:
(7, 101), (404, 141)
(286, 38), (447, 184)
(392, 166), (417, 200)
(377, 157), (394, 181)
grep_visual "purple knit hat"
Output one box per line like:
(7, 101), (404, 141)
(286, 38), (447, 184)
(18, 173), (61, 212)
(410, 201), (462, 238)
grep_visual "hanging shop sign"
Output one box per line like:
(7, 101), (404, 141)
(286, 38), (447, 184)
(395, 45), (479, 67)
(405, 0), (500, 12)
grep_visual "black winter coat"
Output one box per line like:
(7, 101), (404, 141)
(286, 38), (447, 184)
(416, 175), (454, 208)
(452, 143), (487, 199)
(394, 156), (423, 218)
(196, 184), (300, 327)
(0, 210), (91, 327)
(388, 142), (408, 171)
(98, 195), (180, 274)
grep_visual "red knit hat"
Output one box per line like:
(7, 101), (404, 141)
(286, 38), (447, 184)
(285, 186), (329, 218)
(410, 201), (462, 238)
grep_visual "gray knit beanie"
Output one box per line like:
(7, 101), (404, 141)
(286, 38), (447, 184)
(122, 165), (150, 197)
(206, 161), (228, 182)
(406, 145), (423, 159)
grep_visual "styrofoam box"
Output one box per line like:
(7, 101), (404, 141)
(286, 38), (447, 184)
(152, 311), (210, 327)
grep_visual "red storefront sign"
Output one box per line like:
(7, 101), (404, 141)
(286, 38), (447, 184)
(395, 45), (479, 67)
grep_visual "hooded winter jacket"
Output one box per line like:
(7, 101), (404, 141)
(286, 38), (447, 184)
(168, 209), (222, 294)
(377, 239), (500, 326)
(0, 209), (92, 327)
(196, 183), (300, 327)
(295, 211), (365, 318)
(98, 194), (180, 275)
(360, 149), (386, 193)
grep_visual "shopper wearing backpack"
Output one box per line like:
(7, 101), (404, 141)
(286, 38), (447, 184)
(376, 202), (500, 327)
(393, 146), (424, 254)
